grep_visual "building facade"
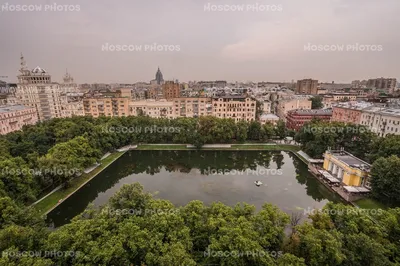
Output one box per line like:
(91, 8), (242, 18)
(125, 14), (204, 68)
(276, 97), (312, 121)
(323, 150), (371, 187)
(286, 109), (332, 131)
(15, 55), (83, 121)
(162, 81), (181, 99)
(0, 105), (38, 134)
(367, 78), (397, 94)
(212, 96), (256, 122)
(129, 99), (175, 118)
(331, 102), (373, 124)
(296, 79), (318, 94)
(173, 97), (212, 117)
(83, 97), (130, 117)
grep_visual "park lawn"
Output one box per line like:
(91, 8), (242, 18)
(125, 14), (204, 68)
(34, 151), (125, 216)
(355, 198), (387, 210)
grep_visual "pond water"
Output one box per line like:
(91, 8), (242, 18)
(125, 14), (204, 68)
(47, 150), (342, 227)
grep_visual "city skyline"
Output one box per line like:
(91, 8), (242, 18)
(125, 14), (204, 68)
(0, 0), (399, 83)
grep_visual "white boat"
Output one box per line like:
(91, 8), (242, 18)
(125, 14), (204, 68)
(254, 181), (262, 186)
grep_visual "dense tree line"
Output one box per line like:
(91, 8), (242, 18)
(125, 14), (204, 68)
(1, 183), (400, 265)
(294, 120), (377, 160)
(0, 116), (287, 205)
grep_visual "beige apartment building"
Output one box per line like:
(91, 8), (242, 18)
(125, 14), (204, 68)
(83, 97), (130, 117)
(129, 99), (175, 118)
(173, 97), (212, 117)
(15, 55), (83, 121)
(296, 79), (318, 94)
(82, 95), (257, 122)
(0, 105), (38, 135)
(212, 96), (256, 122)
(277, 97), (312, 120)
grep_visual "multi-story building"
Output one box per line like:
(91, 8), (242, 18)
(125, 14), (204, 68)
(296, 79), (318, 94)
(212, 96), (256, 122)
(360, 106), (400, 137)
(262, 101), (271, 113)
(331, 102), (373, 124)
(0, 105), (38, 134)
(259, 113), (279, 125)
(323, 149), (371, 187)
(147, 87), (163, 100)
(330, 102), (400, 137)
(276, 97), (312, 121)
(83, 97), (130, 117)
(162, 81), (181, 99)
(15, 55), (83, 121)
(367, 78), (397, 94)
(129, 99), (175, 118)
(286, 109), (332, 131)
(173, 97), (212, 117)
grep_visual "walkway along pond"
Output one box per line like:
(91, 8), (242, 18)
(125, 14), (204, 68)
(46, 150), (344, 227)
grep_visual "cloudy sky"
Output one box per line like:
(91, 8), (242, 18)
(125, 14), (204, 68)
(0, 0), (398, 83)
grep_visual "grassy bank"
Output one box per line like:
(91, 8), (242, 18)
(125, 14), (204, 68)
(136, 145), (188, 150)
(34, 151), (125, 216)
(230, 144), (300, 151)
(354, 198), (387, 210)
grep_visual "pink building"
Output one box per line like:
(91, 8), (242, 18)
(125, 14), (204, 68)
(331, 102), (372, 124)
(0, 105), (38, 135)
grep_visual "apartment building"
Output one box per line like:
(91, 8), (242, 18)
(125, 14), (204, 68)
(331, 102), (400, 137)
(83, 97), (130, 117)
(276, 97), (312, 121)
(286, 109), (332, 131)
(173, 97), (212, 117)
(296, 79), (318, 94)
(0, 105), (38, 134)
(360, 107), (400, 137)
(162, 81), (181, 99)
(15, 55), (83, 121)
(367, 78), (397, 94)
(129, 99), (175, 118)
(212, 96), (256, 122)
(331, 102), (373, 124)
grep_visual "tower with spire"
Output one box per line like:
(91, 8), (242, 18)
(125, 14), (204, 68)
(155, 67), (164, 85)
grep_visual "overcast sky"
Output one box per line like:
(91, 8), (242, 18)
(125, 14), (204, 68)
(0, 0), (399, 84)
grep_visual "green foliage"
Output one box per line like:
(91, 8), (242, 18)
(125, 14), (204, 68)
(0, 184), (400, 265)
(295, 121), (377, 159)
(311, 96), (323, 109)
(370, 155), (400, 205)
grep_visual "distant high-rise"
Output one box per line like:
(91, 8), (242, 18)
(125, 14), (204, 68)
(366, 77), (397, 94)
(155, 67), (164, 85)
(295, 79), (318, 94)
(15, 54), (83, 121)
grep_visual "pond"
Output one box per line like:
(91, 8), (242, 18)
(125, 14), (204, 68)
(47, 150), (342, 227)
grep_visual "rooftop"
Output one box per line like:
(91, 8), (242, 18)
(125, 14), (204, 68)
(326, 150), (371, 171)
(289, 109), (333, 115)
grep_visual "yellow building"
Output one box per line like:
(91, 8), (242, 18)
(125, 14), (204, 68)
(323, 150), (371, 187)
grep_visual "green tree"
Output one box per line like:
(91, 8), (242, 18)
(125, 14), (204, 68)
(311, 96), (323, 109)
(370, 155), (400, 205)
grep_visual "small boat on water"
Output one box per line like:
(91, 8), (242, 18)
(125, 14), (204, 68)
(254, 180), (262, 187)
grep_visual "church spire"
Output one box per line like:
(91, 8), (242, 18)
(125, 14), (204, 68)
(155, 67), (164, 85)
